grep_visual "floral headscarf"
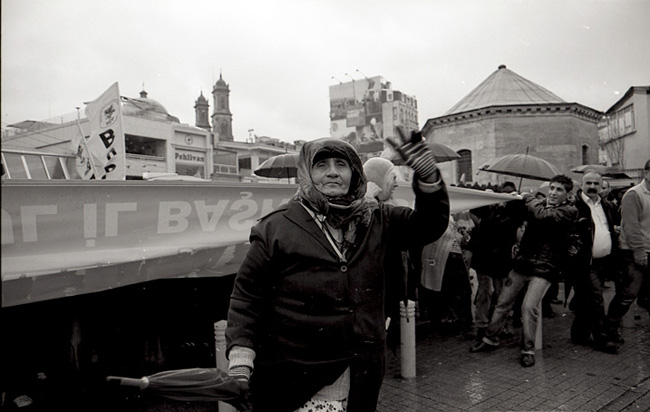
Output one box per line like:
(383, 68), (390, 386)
(295, 138), (376, 231)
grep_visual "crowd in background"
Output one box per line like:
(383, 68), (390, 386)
(409, 161), (650, 368)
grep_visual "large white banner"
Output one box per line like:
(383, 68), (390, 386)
(1, 181), (518, 306)
(83, 82), (126, 179)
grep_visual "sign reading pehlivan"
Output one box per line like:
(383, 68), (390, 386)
(1, 181), (519, 307)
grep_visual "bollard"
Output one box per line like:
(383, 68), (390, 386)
(399, 300), (417, 379)
(214, 321), (236, 412)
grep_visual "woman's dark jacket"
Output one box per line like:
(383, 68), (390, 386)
(226, 182), (449, 411)
(512, 195), (578, 282)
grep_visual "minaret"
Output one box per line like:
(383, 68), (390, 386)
(194, 91), (211, 131)
(211, 73), (234, 142)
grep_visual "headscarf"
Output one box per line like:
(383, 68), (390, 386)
(295, 138), (376, 232)
(363, 157), (397, 203)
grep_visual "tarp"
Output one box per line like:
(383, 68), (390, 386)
(1, 180), (518, 306)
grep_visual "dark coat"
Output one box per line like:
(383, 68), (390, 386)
(512, 195), (578, 282)
(570, 189), (620, 276)
(226, 182), (449, 411)
(468, 200), (525, 278)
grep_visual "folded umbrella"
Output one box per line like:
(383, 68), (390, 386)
(107, 367), (247, 408)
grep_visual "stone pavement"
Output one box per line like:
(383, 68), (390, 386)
(377, 297), (650, 412)
(107, 288), (648, 412)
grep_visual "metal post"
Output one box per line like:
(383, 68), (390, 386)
(399, 300), (416, 379)
(214, 320), (236, 412)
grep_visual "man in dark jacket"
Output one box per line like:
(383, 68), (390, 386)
(471, 175), (577, 368)
(467, 183), (525, 343)
(569, 171), (621, 353)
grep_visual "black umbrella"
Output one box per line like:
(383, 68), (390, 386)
(254, 153), (299, 181)
(571, 164), (631, 179)
(478, 148), (561, 192)
(388, 141), (460, 165)
(107, 367), (248, 408)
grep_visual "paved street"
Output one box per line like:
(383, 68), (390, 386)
(107, 285), (649, 412)
(378, 294), (649, 412)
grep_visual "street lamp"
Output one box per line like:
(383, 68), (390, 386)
(356, 69), (369, 80)
(344, 73), (356, 103)
(331, 76), (343, 84)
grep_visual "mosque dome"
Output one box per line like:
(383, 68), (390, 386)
(122, 89), (180, 123)
(445, 64), (566, 116)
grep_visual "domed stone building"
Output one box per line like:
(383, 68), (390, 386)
(421, 65), (602, 190)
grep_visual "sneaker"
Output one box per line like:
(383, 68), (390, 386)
(470, 340), (498, 353)
(520, 353), (535, 367)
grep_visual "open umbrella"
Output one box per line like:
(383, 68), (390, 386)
(479, 153), (560, 181)
(387, 141), (460, 165)
(254, 153), (299, 181)
(571, 164), (631, 179)
(479, 151), (560, 191)
(106, 367), (248, 408)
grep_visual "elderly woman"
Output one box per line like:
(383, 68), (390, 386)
(226, 130), (449, 411)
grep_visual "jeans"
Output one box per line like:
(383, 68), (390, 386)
(606, 250), (650, 333)
(474, 272), (505, 329)
(483, 270), (551, 355)
(571, 257), (610, 344)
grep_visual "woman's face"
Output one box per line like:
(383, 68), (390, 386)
(311, 157), (352, 197)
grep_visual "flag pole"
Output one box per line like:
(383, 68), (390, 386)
(75, 107), (99, 178)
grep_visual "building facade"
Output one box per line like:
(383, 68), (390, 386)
(329, 75), (418, 161)
(598, 86), (650, 180)
(2, 89), (222, 180)
(421, 65), (602, 190)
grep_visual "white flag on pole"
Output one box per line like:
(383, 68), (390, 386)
(83, 82), (126, 179)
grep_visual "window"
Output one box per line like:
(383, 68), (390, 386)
(607, 104), (635, 139)
(456, 149), (472, 183)
(581, 144), (590, 165)
(239, 157), (252, 170)
(213, 150), (238, 175)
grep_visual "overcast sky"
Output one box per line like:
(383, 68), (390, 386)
(2, 0), (649, 143)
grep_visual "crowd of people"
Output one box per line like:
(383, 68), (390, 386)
(224, 127), (649, 411)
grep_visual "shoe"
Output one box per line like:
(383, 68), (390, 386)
(595, 341), (620, 354)
(520, 353), (535, 367)
(470, 340), (498, 353)
(476, 327), (486, 342)
(571, 335), (593, 346)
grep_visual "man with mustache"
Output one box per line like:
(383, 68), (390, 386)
(569, 170), (621, 353)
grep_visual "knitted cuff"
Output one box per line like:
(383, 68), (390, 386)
(228, 346), (256, 369)
(400, 141), (437, 180)
(229, 365), (252, 381)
